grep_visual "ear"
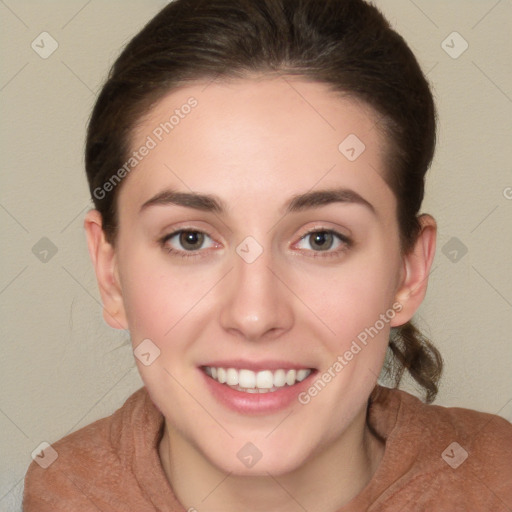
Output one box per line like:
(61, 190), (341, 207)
(390, 214), (437, 327)
(84, 210), (128, 330)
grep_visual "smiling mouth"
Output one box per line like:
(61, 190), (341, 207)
(201, 366), (314, 393)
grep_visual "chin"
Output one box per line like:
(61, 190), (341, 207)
(199, 435), (316, 477)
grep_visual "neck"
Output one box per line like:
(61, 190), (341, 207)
(158, 404), (384, 512)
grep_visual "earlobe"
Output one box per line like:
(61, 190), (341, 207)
(84, 210), (128, 330)
(390, 214), (437, 327)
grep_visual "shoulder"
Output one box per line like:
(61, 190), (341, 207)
(374, 384), (512, 446)
(373, 386), (512, 510)
(22, 387), (156, 511)
(392, 386), (512, 456)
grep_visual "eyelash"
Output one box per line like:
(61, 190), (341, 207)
(299, 229), (352, 258)
(160, 228), (217, 260)
(159, 228), (353, 260)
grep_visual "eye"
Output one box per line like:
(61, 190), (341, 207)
(295, 229), (351, 255)
(161, 230), (217, 256)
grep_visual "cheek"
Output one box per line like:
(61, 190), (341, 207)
(121, 271), (171, 338)
(119, 252), (220, 356)
(118, 252), (186, 339)
(292, 251), (398, 353)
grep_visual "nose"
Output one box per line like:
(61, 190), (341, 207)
(219, 245), (294, 342)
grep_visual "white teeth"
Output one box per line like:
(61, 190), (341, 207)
(256, 370), (274, 389)
(203, 366), (312, 392)
(217, 367), (227, 384)
(273, 369), (286, 387)
(285, 369), (297, 386)
(296, 369), (310, 382)
(226, 368), (238, 386)
(238, 369), (256, 389)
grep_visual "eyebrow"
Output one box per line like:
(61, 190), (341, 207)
(139, 187), (376, 215)
(140, 189), (224, 213)
(286, 188), (375, 215)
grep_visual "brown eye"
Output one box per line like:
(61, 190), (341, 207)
(308, 231), (334, 251)
(162, 230), (215, 255)
(295, 229), (351, 257)
(179, 231), (205, 250)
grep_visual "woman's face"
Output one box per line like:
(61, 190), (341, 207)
(110, 76), (409, 475)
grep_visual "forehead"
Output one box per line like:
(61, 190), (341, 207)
(122, 76), (395, 219)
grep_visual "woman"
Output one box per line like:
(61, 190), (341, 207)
(23, 0), (512, 510)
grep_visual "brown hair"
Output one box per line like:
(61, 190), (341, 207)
(85, 0), (442, 402)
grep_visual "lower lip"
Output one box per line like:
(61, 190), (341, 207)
(200, 368), (316, 414)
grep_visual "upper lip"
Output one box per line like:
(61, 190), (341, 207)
(200, 359), (316, 372)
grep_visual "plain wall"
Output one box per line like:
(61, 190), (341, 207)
(1, 1), (511, 509)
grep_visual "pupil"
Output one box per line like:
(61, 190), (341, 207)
(311, 232), (332, 251)
(180, 231), (204, 250)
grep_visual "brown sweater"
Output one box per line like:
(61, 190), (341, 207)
(23, 385), (512, 511)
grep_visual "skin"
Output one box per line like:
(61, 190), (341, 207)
(85, 75), (436, 511)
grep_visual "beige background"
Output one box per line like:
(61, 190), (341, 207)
(1, 0), (511, 509)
